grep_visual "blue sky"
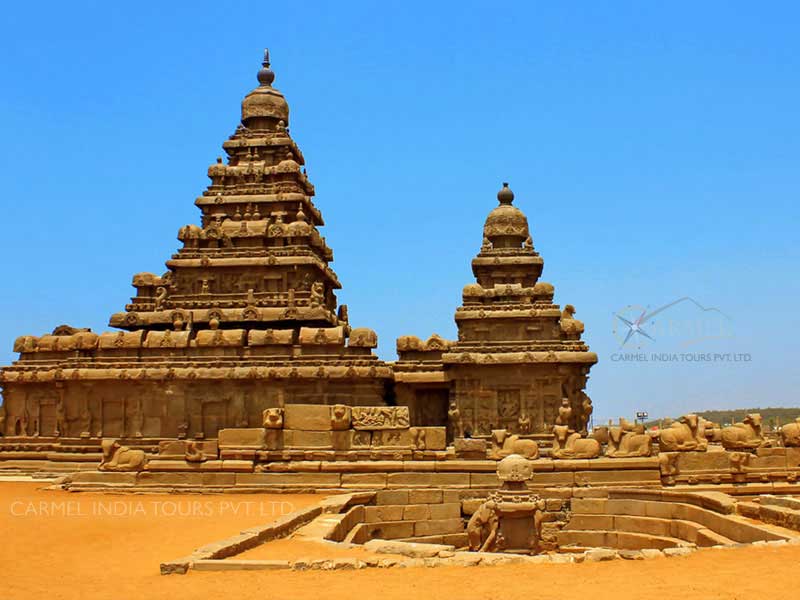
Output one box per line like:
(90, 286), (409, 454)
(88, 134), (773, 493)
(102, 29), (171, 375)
(0, 2), (798, 422)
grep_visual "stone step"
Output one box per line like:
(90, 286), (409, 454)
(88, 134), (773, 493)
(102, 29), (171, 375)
(565, 513), (736, 546)
(557, 529), (692, 551)
(571, 497), (792, 544)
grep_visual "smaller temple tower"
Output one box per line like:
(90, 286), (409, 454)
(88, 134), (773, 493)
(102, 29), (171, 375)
(395, 183), (597, 437)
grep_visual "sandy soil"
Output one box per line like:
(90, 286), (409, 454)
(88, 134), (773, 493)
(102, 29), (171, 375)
(3, 480), (799, 600)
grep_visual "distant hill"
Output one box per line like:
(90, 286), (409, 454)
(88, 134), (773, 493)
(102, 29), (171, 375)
(645, 407), (800, 428)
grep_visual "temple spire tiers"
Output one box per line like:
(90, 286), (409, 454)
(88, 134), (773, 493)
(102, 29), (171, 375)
(395, 183), (597, 438)
(1, 52), (389, 441)
(111, 51), (339, 333)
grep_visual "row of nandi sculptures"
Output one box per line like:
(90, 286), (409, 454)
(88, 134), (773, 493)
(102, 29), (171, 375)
(488, 405), (800, 461)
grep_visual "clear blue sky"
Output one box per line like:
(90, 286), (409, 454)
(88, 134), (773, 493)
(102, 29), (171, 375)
(1, 2), (798, 422)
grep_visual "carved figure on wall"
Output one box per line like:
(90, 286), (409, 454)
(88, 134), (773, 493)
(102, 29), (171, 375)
(98, 439), (147, 471)
(606, 419), (652, 458)
(79, 405), (92, 438)
(310, 281), (325, 309)
(551, 424), (600, 459)
(230, 395), (248, 428)
(721, 414), (769, 450)
(448, 401), (463, 439)
(467, 499), (499, 552)
(579, 392), (593, 434)
(129, 398), (144, 438)
(410, 427), (427, 450)
(490, 429), (539, 460)
(351, 406), (409, 430)
(55, 398), (67, 437)
(330, 404), (351, 430)
(780, 417), (800, 447)
(555, 398), (572, 426)
(659, 452), (679, 484)
(658, 414), (707, 452)
(262, 407), (284, 429)
(154, 286), (168, 310)
(517, 413), (531, 435)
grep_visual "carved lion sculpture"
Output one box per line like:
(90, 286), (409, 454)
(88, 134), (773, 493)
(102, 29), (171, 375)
(658, 414), (708, 452)
(721, 414), (769, 450)
(330, 404), (351, 431)
(606, 421), (653, 457)
(551, 425), (600, 459)
(780, 418), (800, 447)
(467, 499), (499, 552)
(262, 408), (284, 429)
(98, 439), (147, 472)
(491, 429), (539, 460)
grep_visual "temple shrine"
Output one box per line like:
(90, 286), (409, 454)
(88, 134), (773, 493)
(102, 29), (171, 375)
(0, 51), (594, 443)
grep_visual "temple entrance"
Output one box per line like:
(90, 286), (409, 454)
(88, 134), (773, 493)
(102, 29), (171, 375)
(412, 388), (449, 427)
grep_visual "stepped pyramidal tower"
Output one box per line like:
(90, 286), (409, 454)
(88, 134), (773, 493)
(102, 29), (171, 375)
(394, 183), (597, 438)
(0, 51), (391, 441)
(0, 50), (595, 450)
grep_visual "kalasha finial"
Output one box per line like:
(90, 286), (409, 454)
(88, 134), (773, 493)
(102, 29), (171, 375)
(497, 182), (514, 205)
(257, 48), (275, 87)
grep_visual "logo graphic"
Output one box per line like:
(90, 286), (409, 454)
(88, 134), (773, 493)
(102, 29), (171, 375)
(613, 297), (732, 349)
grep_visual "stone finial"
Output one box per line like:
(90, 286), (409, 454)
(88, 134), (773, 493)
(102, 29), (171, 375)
(496, 453), (533, 482)
(497, 182), (514, 205)
(257, 48), (275, 87)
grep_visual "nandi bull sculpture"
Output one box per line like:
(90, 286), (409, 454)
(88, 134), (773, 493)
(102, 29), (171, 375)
(721, 413), (769, 450)
(659, 414), (708, 452)
(551, 424), (601, 459)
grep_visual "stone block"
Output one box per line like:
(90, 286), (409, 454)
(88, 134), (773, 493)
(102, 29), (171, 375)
(359, 520), (415, 540)
(410, 427), (447, 450)
(69, 471), (137, 484)
(453, 438), (487, 458)
(218, 428), (266, 449)
(577, 469), (661, 485)
(376, 490), (410, 505)
(429, 503), (461, 520)
(470, 473), (500, 488)
(570, 498), (608, 514)
(748, 455), (788, 470)
(532, 471), (575, 486)
(402, 504), (430, 520)
(365, 505), (405, 522)
(675, 451), (729, 472)
(136, 471), (205, 486)
(264, 430), (284, 450)
(387, 472), (467, 488)
(371, 429), (414, 448)
(235, 472), (341, 486)
(221, 460), (254, 472)
(283, 430), (332, 448)
(341, 473), (387, 488)
(283, 405), (334, 431)
(408, 489), (443, 504)
(414, 518), (464, 537)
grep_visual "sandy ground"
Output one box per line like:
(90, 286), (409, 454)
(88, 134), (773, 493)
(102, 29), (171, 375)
(3, 480), (800, 600)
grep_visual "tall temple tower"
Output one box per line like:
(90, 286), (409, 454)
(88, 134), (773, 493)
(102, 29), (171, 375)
(395, 183), (597, 437)
(0, 52), (390, 440)
(109, 50), (343, 333)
